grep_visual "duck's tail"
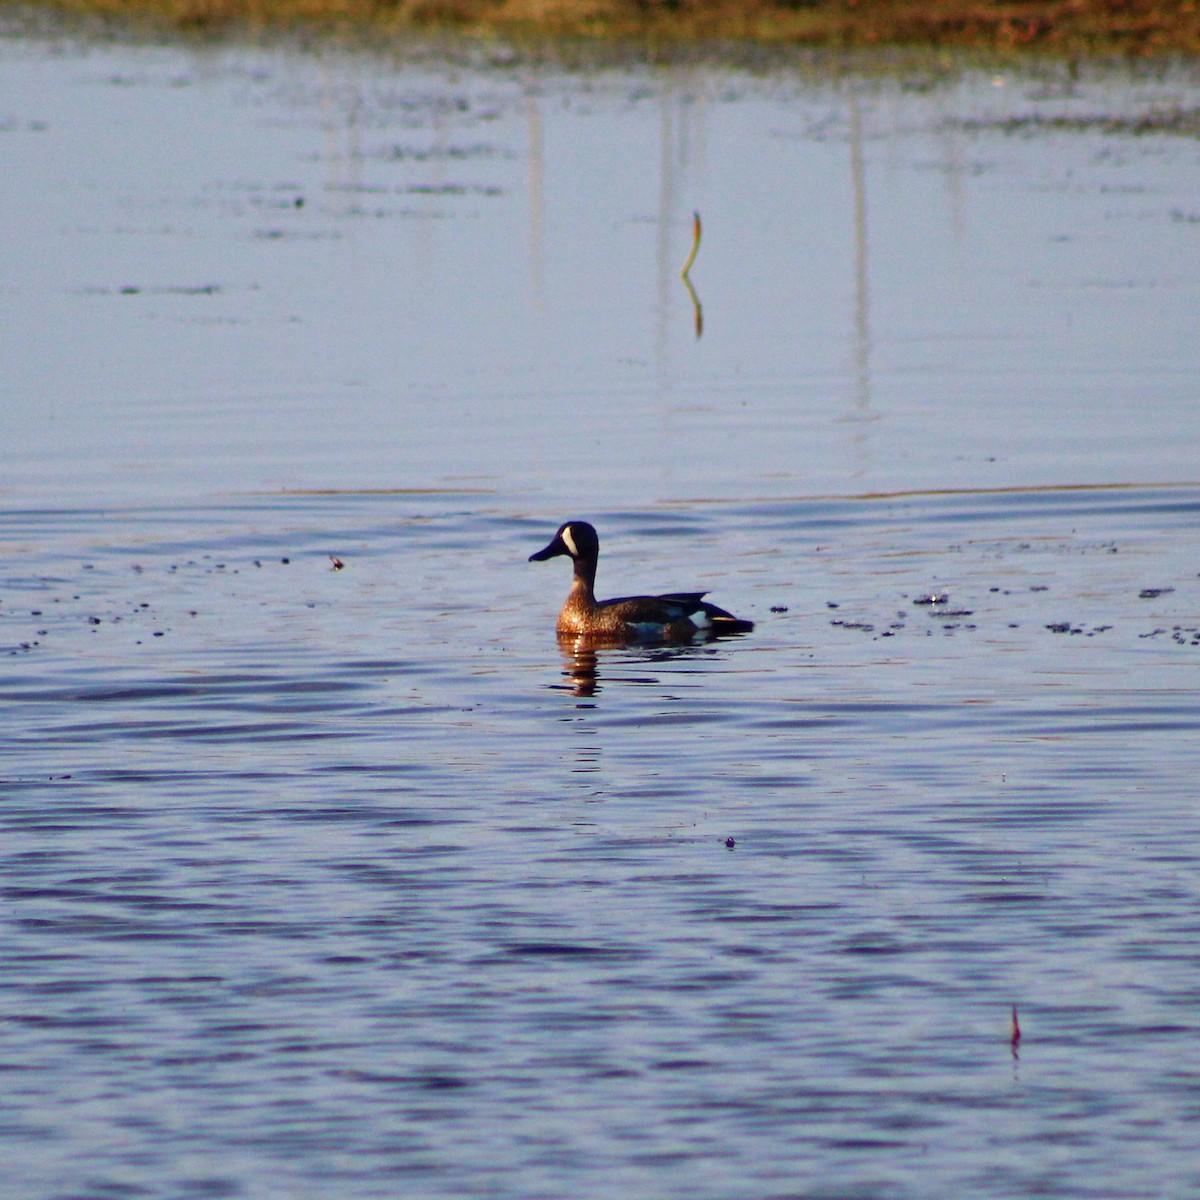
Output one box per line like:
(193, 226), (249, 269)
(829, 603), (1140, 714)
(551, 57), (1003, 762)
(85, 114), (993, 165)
(702, 603), (755, 636)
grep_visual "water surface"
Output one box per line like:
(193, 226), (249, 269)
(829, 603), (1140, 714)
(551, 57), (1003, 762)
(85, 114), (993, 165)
(2, 25), (1200, 1200)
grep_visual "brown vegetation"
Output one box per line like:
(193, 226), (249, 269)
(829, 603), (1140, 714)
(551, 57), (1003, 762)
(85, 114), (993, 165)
(8, 0), (1200, 52)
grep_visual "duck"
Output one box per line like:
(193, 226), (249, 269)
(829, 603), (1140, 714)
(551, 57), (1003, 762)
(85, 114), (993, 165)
(529, 520), (754, 641)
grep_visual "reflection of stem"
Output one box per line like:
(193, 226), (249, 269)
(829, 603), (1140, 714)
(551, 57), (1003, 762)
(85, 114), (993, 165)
(525, 87), (545, 309)
(680, 209), (701, 278)
(682, 272), (703, 339)
(847, 89), (874, 483)
(680, 210), (703, 338)
(850, 99), (870, 414)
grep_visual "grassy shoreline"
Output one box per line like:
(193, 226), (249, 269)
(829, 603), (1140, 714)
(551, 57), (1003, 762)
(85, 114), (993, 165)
(4, 0), (1200, 54)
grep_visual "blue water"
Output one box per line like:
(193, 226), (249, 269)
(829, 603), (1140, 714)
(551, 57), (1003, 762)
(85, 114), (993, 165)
(4, 488), (1200, 1199)
(2, 23), (1200, 1199)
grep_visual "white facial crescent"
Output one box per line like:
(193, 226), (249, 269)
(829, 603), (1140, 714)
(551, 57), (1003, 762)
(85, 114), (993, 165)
(560, 525), (578, 557)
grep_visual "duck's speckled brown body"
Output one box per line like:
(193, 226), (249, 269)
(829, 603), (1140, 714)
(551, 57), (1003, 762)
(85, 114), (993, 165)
(529, 521), (754, 642)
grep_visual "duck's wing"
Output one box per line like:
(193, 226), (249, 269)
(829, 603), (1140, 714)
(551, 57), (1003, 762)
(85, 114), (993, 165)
(599, 592), (754, 636)
(656, 591), (710, 607)
(599, 592), (706, 620)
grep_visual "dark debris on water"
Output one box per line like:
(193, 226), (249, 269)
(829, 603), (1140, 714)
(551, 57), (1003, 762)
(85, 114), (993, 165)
(2, 551), (309, 654)
(824, 579), (1194, 647)
(1140, 626), (1200, 645)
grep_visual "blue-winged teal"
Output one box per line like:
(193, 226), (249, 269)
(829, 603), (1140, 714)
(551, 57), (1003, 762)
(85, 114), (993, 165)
(529, 520), (754, 640)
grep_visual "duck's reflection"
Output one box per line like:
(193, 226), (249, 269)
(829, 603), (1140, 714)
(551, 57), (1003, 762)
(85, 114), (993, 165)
(551, 630), (740, 698)
(559, 634), (601, 697)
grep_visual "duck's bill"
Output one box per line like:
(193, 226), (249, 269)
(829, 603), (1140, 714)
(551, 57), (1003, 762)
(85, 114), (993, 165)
(529, 536), (565, 562)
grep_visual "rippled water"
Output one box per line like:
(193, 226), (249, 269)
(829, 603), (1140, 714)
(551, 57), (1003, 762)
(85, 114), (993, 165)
(3, 22), (1200, 1200)
(5, 488), (1199, 1199)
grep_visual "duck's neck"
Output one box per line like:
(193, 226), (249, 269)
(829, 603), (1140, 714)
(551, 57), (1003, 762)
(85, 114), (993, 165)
(571, 557), (597, 605)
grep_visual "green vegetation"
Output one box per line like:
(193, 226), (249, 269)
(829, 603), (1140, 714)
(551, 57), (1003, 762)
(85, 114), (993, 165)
(6, 0), (1200, 53)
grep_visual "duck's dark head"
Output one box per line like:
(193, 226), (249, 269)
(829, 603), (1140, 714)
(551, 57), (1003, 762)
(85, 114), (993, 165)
(529, 520), (599, 565)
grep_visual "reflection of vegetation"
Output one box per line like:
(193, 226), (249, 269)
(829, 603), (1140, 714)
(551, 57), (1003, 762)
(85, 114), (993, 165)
(15, 0), (1200, 53)
(680, 210), (702, 340)
(961, 108), (1200, 137)
(681, 272), (702, 339)
(680, 210), (701, 281)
